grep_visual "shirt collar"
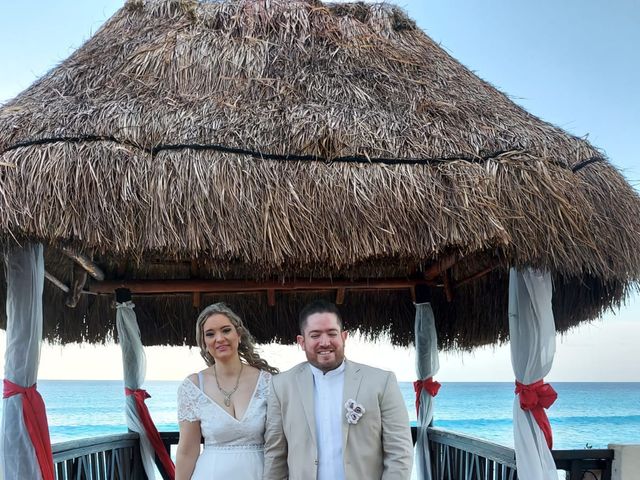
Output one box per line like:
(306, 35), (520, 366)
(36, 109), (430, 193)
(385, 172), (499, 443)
(309, 360), (346, 379)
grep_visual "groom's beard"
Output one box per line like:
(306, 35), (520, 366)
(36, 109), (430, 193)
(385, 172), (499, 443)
(305, 343), (345, 373)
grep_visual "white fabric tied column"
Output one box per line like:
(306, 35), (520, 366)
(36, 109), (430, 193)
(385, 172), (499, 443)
(116, 300), (159, 479)
(508, 268), (557, 479)
(413, 302), (440, 480)
(1, 243), (52, 480)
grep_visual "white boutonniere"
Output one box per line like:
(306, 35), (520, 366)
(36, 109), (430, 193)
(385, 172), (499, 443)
(345, 399), (365, 424)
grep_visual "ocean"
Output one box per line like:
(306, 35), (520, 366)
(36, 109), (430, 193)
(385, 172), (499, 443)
(1, 381), (638, 450)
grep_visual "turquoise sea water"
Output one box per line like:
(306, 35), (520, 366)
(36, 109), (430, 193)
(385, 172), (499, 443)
(1, 381), (638, 449)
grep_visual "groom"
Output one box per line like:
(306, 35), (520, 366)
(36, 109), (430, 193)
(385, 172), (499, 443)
(263, 300), (413, 480)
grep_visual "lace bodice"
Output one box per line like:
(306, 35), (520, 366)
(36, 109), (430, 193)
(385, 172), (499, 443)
(178, 370), (271, 447)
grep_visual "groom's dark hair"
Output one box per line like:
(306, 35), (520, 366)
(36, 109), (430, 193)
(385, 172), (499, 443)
(298, 299), (343, 334)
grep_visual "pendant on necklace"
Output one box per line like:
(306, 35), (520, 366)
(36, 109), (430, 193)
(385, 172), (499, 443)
(224, 396), (231, 407)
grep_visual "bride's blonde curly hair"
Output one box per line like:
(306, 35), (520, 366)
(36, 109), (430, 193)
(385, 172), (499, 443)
(195, 302), (279, 374)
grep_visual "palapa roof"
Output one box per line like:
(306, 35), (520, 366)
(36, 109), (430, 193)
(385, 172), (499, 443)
(1, 0), (639, 350)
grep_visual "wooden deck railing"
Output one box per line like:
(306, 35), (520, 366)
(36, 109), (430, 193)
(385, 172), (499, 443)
(427, 427), (614, 480)
(52, 433), (144, 480)
(427, 427), (518, 479)
(51, 428), (615, 480)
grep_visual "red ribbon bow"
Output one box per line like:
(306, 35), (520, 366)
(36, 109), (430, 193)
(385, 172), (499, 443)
(125, 388), (176, 479)
(515, 379), (557, 449)
(413, 377), (441, 415)
(3, 379), (55, 480)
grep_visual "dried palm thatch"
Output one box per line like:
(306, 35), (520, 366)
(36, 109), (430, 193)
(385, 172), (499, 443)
(1, 0), (639, 349)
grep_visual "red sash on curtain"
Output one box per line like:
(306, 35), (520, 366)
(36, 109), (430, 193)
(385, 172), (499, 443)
(125, 388), (176, 479)
(3, 379), (55, 480)
(413, 377), (441, 415)
(515, 379), (557, 449)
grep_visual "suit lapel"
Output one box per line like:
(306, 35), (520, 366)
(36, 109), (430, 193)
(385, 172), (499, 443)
(295, 363), (317, 442)
(342, 360), (363, 448)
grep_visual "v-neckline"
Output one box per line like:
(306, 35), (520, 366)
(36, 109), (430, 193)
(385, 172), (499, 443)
(194, 369), (263, 423)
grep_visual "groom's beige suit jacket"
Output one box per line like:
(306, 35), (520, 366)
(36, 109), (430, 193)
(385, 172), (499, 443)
(263, 359), (413, 480)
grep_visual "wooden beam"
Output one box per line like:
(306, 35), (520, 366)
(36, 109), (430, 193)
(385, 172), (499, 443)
(423, 254), (458, 281)
(61, 246), (105, 281)
(87, 278), (431, 295)
(45, 271), (70, 293)
(455, 264), (499, 288)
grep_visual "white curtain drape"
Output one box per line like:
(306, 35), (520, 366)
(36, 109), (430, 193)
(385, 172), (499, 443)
(414, 302), (440, 480)
(508, 268), (557, 479)
(0, 244), (46, 480)
(116, 300), (157, 479)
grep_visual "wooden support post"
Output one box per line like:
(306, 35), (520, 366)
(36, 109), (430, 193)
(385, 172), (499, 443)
(193, 292), (201, 310)
(336, 288), (345, 305)
(267, 289), (276, 307)
(65, 264), (87, 308)
(443, 270), (454, 302)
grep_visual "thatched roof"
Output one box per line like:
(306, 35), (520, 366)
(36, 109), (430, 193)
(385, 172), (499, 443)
(1, 0), (639, 350)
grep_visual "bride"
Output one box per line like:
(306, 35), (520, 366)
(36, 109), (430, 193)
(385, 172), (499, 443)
(176, 303), (279, 480)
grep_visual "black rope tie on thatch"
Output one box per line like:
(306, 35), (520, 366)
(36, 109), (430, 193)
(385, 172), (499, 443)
(5, 135), (125, 151)
(153, 142), (517, 165)
(571, 157), (604, 172)
(2, 136), (606, 170)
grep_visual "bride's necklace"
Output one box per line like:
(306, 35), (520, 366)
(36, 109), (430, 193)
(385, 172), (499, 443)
(213, 362), (244, 407)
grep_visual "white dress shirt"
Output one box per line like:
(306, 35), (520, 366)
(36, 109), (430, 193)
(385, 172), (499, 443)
(310, 361), (346, 480)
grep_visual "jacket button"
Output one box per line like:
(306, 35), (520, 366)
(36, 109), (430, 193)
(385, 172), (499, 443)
(314, 460), (318, 465)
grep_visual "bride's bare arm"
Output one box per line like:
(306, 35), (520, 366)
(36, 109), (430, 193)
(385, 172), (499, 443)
(175, 419), (201, 480)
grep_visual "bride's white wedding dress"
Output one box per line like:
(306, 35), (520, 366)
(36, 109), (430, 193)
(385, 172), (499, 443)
(178, 370), (272, 479)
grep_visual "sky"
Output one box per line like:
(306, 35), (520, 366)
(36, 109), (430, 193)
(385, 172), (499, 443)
(0, 1), (638, 382)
